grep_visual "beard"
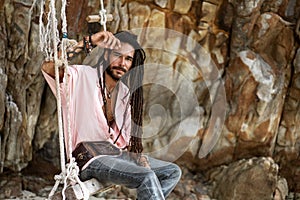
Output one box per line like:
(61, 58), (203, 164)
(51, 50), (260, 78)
(106, 65), (128, 81)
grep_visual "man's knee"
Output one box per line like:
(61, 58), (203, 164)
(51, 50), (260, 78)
(144, 170), (157, 180)
(140, 170), (160, 186)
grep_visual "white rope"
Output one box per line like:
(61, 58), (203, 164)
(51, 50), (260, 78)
(38, 0), (46, 54)
(39, 0), (90, 199)
(60, 38), (74, 161)
(45, 10), (54, 60)
(39, 0), (60, 61)
(60, 28), (89, 200)
(48, 174), (63, 198)
(49, 0), (66, 178)
(47, 3), (68, 197)
(61, 0), (68, 35)
(39, 0), (112, 199)
(62, 158), (90, 200)
(99, 0), (107, 31)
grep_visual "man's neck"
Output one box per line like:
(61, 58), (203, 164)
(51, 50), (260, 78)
(104, 71), (117, 91)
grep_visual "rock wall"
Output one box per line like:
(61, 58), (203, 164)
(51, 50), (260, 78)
(0, 0), (300, 198)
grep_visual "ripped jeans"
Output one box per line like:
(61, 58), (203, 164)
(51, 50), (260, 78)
(80, 152), (182, 200)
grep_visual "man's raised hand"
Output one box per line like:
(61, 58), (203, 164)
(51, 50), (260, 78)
(91, 31), (121, 49)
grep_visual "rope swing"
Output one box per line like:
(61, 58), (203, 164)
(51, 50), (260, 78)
(39, 0), (114, 199)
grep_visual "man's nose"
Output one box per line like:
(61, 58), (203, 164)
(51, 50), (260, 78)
(119, 56), (126, 67)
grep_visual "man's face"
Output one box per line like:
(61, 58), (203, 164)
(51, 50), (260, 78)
(105, 42), (135, 80)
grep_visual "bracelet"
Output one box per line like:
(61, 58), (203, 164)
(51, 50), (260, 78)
(83, 35), (93, 55)
(66, 35), (94, 60)
(89, 34), (97, 49)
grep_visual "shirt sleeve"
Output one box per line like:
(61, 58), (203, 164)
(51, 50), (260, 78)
(41, 70), (59, 97)
(41, 65), (81, 106)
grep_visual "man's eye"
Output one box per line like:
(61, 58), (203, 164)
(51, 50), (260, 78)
(126, 57), (133, 62)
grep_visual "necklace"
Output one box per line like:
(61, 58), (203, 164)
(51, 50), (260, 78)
(97, 65), (127, 144)
(105, 85), (113, 99)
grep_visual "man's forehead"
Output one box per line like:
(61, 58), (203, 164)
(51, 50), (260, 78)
(115, 42), (135, 55)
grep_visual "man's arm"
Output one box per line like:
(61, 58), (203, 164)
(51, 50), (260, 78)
(41, 61), (64, 80)
(41, 31), (121, 79)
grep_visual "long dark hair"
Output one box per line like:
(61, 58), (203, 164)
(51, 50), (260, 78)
(104, 31), (146, 153)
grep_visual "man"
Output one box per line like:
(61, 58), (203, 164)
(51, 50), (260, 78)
(42, 31), (181, 199)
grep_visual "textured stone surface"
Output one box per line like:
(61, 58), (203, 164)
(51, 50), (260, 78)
(173, 0), (192, 14)
(207, 157), (288, 200)
(0, 0), (300, 199)
(0, 0), (45, 171)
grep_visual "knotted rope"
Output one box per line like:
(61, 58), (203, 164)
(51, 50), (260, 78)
(99, 0), (107, 31)
(39, 0), (89, 199)
(39, 0), (111, 198)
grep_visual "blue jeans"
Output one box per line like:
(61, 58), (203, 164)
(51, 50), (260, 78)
(80, 152), (182, 200)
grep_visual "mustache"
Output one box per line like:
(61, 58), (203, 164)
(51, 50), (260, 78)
(111, 66), (127, 73)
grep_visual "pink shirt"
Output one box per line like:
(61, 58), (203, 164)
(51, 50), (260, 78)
(42, 65), (131, 157)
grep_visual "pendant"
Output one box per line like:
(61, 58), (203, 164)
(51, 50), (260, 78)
(105, 84), (113, 99)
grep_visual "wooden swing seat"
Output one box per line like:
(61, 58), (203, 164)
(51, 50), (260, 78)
(73, 178), (117, 199)
(52, 178), (118, 199)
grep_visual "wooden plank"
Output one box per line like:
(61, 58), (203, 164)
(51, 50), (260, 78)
(71, 178), (117, 199)
(86, 14), (113, 23)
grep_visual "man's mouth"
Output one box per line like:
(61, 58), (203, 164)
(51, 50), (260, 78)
(112, 66), (127, 73)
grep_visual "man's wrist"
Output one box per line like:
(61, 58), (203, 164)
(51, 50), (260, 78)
(64, 34), (97, 60)
(83, 35), (94, 54)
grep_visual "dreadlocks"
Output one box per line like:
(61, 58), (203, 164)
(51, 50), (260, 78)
(113, 31), (146, 154)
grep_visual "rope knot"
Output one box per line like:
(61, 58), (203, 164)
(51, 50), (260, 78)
(54, 173), (65, 184)
(99, 9), (107, 29)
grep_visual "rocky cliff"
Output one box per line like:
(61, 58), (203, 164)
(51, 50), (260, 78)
(0, 0), (300, 199)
